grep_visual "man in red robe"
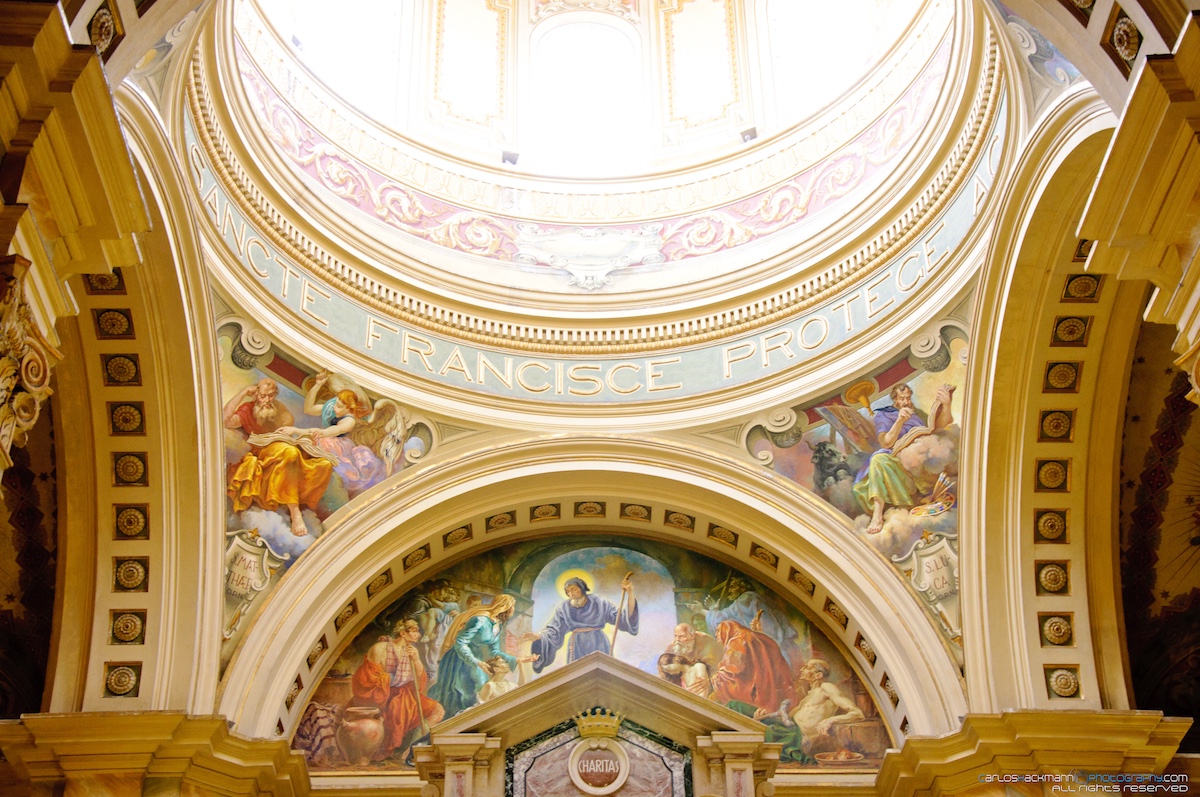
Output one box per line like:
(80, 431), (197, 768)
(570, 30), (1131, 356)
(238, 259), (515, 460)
(352, 619), (445, 759)
(709, 620), (796, 712)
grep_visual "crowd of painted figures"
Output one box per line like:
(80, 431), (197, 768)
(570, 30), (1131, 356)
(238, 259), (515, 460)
(296, 575), (869, 768)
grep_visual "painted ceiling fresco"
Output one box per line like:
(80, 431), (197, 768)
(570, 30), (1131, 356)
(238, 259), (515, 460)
(294, 537), (891, 772)
(748, 333), (967, 652)
(218, 324), (434, 670)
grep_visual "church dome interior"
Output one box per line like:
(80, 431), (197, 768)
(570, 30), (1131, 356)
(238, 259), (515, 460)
(0, 0), (1198, 794)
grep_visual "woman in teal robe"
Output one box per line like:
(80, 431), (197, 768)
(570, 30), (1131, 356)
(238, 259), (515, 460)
(429, 595), (519, 719)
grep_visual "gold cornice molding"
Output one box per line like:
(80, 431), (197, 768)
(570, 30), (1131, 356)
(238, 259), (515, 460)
(184, 9), (1004, 356)
(0, 1), (149, 278)
(0, 709), (1187, 795)
(0, 713), (311, 795)
(871, 710), (1190, 797)
(1079, 13), (1200, 407)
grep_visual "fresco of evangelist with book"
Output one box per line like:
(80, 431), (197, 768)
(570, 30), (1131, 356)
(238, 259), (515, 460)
(293, 540), (891, 771)
(747, 335), (966, 648)
(218, 328), (433, 669)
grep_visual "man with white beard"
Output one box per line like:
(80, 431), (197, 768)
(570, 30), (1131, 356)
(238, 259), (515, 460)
(224, 377), (333, 536)
(223, 378), (294, 433)
(658, 623), (723, 697)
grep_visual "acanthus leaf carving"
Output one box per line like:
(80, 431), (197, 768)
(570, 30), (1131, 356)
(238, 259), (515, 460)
(0, 256), (61, 476)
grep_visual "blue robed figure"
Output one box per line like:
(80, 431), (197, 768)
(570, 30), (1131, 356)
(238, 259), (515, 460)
(529, 575), (637, 672)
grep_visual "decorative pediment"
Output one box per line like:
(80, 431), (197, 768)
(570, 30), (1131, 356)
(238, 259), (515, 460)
(430, 653), (764, 743)
(416, 654), (778, 797)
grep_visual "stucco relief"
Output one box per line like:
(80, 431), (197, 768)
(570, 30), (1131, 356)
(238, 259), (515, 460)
(531, 0), (637, 22)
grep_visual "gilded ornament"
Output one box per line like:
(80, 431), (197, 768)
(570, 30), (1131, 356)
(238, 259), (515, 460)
(708, 525), (736, 545)
(751, 546), (778, 567)
(105, 356), (139, 383)
(881, 676), (899, 705)
(1042, 616), (1072, 645)
(444, 526), (471, 546)
(86, 273), (122, 292)
(112, 613), (143, 642)
(115, 454), (146, 483)
(21, 348), (48, 390)
(621, 504), (649, 520)
(307, 637), (327, 668)
(115, 560), (147, 589)
(1038, 563), (1068, 593)
(576, 501), (604, 516)
(97, 310), (131, 336)
(111, 404), (143, 432)
(367, 572), (391, 597)
(1038, 461), (1067, 490)
(1072, 0), (1093, 8)
(532, 504), (559, 520)
(665, 512), (693, 529)
(116, 507), (147, 536)
(1046, 363), (1077, 389)
(1036, 511), (1066, 540)
(1040, 412), (1071, 439)
(403, 547), (428, 569)
(89, 7), (116, 52)
(106, 665), (138, 696)
(286, 680), (301, 709)
(1048, 668), (1079, 697)
(335, 602), (357, 630)
(826, 601), (847, 626)
(1066, 275), (1098, 298)
(856, 633), (877, 666)
(1112, 16), (1140, 62)
(488, 512), (514, 530)
(11, 392), (37, 425)
(789, 569), (815, 595)
(1055, 317), (1087, 342)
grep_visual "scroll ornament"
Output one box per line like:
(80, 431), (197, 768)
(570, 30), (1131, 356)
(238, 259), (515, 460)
(0, 256), (61, 478)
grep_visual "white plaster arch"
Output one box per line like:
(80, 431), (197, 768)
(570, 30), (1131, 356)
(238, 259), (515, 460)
(115, 82), (228, 714)
(961, 81), (1116, 713)
(219, 434), (967, 741)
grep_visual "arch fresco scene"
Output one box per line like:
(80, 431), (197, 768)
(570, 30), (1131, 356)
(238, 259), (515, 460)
(295, 538), (891, 772)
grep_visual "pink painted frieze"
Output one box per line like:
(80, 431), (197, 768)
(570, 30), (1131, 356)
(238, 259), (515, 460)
(235, 36), (948, 283)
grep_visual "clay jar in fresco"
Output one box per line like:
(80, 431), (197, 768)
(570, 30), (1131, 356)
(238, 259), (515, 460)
(336, 706), (385, 765)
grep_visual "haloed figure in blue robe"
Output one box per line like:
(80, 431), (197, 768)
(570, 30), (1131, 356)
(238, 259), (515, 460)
(528, 575), (638, 671)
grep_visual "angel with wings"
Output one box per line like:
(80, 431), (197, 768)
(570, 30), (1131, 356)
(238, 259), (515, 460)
(274, 370), (411, 492)
(224, 370), (412, 536)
